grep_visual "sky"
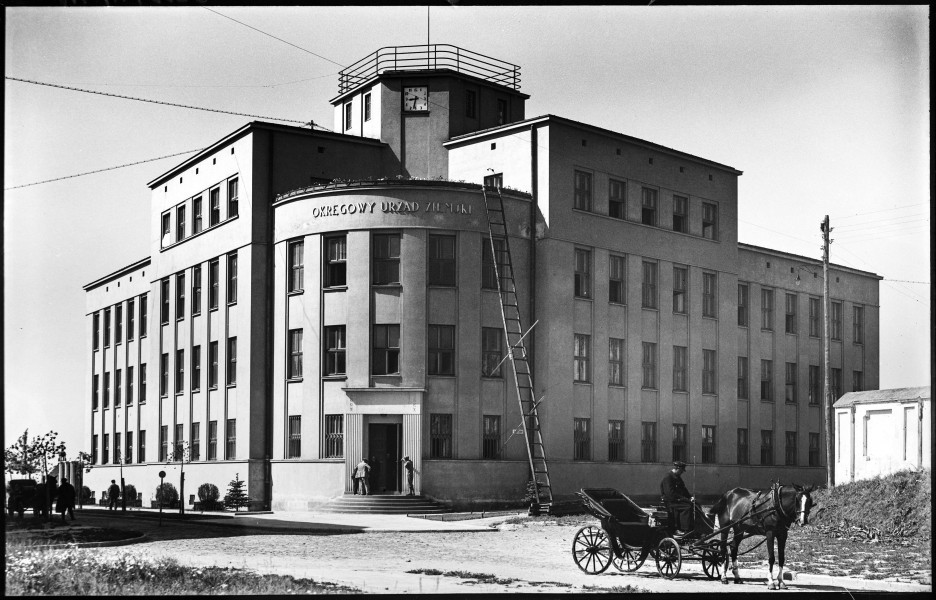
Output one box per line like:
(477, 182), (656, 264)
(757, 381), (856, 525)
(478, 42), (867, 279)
(4, 6), (930, 458)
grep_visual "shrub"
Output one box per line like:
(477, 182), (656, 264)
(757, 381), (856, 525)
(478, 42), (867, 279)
(123, 484), (137, 503)
(80, 486), (92, 503)
(197, 483), (221, 510)
(155, 482), (178, 506)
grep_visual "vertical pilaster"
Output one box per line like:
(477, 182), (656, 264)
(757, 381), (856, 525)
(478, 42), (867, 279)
(403, 413), (422, 495)
(345, 413), (363, 493)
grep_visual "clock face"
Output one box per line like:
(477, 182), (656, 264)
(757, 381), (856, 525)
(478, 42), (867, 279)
(403, 86), (428, 112)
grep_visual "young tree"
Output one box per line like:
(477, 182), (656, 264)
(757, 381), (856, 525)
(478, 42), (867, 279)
(4, 430), (38, 477)
(223, 473), (250, 512)
(167, 441), (191, 514)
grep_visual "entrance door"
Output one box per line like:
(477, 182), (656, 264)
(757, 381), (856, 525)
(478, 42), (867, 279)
(367, 423), (401, 494)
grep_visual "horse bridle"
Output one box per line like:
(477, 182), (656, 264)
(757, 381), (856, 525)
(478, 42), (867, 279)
(773, 484), (807, 524)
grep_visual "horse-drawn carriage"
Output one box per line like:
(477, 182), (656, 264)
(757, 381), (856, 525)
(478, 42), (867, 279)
(572, 485), (814, 587)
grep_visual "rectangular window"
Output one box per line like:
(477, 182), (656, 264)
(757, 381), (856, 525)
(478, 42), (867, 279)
(673, 266), (687, 314)
(761, 429), (774, 465)
(290, 240), (307, 291)
(738, 284), (749, 326)
(209, 187), (220, 226)
(785, 293), (797, 334)
(465, 89), (476, 118)
(227, 253), (237, 304)
(737, 428), (749, 465)
(160, 278), (170, 324)
(703, 349), (717, 394)
(139, 293), (148, 337)
(115, 369), (122, 407)
(853, 306), (864, 344)
(574, 248), (591, 298)
(672, 423), (687, 462)
(372, 233), (401, 285)
(853, 370), (863, 392)
(103, 372), (110, 408)
(484, 172), (503, 188)
(831, 301), (842, 341)
(191, 422), (200, 461)
(288, 329), (304, 379)
(208, 341), (218, 388)
(160, 352), (169, 397)
(175, 349), (184, 394)
(225, 419), (236, 460)
(641, 261), (657, 309)
(703, 272), (717, 318)
(496, 98), (507, 124)
(785, 431), (798, 466)
(372, 324), (400, 375)
(609, 338), (624, 386)
(364, 92), (372, 121)
(125, 431), (133, 464)
(609, 255), (626, 304)
(482, 415), (501, 459)
(573, 334), (591, 383)
(809, 297), (821, 337)
(127, 299), (135, 341)
(138, 430), (146, 463)
(176, 272), (185, 320)
(325, 236), (346, 286)
(161, 212), (171, 246)
(573, 418), (591, 460)
(93, 374), (100, 410)
(344, 102), (352, 130)
(103, 433), (109, 465)
(702, 425), (716, 463)
(115, 304), (123, 344)
(673, 346), (687, 392)
(609, 179), (626, 219)
(808, 365), (821, 405)
(785, 362), (797, 403)
(174, 423), (183, 460)
(207, 421), (218, 461)
(573, 170), (592, 211)
(761, 289), (774, 330)
(228, 177), (238, 218)
(324, 326), (346, 376)
(190, 346), (200, 392)
(738, 356), (749, 400)
(761, 359), (773, 401)
(482, 327), (503, 378)
(641, 342), (657, 389)
(139, 363), (147, 404)
(428, 325), (455, 376)
(92, 434), (99, 465)
(193, 195), (203, 233)
(159, 425), (168, 462)
(673, 195), (688, 232)
(641, 187), (657, 226)
(176, 205), (186, 241)
(324, 415), (344, 458)
(93, 312), (100, 351)
(702, 202), (718, 240)
(428, 235), (456, 287)
(192, 265), (201, 316)
(104, 308), (111, 347)
(608, 420), (625, 462)
(482, 237), (506, 290)
(127, 366), (134, 406)
(641, 422), (657, 462)
(209, 259), (219, 309)
(226, 337), (237, 386)
(831, 367), (842, 400)
(288, 416), (301, 459)
(808, 432), (820, 467)
(429, 414), (452, 458)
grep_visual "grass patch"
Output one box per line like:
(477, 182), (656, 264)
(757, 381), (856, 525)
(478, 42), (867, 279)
(7, 526), (140, 547)
(502, 513), (592, 527)
(6, 547), (358, 595)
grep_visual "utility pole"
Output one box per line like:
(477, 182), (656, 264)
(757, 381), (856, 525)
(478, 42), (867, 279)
(821, 215), (834, 488)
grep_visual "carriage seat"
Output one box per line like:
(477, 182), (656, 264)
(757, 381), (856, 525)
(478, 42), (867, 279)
(599, 499), (649, 524)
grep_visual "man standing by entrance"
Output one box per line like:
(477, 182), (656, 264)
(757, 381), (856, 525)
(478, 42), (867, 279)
(660, 461), (694, 534)
(401, 456), (415, 496)
(353, 458), (370, 495)
(107, 480), (121, 511)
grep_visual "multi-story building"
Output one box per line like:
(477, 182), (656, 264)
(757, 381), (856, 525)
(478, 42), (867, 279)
(83, 45), (880, 510)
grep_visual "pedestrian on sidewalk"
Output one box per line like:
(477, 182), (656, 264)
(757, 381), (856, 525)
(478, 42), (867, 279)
(56, 477), (77, 522)
(107, 480), (121, 511)
(354, 459), (370, 495)
(402, 456), (415, 496)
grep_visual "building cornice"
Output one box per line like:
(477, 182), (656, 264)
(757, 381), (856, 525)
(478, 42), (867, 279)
(83, 257), (151, 291)
(738, 242), (882, 280)
(329, 68), (531, 105)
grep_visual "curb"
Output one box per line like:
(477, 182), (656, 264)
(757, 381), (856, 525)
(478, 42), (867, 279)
(23, 532), (149, 551)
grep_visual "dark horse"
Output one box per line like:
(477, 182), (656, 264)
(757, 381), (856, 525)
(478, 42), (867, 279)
(708, 483), (814, 588)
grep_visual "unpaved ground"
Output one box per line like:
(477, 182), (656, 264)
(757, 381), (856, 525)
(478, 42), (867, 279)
(55, 514), (927, 594)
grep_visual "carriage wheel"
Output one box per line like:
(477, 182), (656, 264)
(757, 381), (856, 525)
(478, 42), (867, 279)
(572, 526), (613, 574)
(700, 549), (725, 580)
(612, 546), (646, 572)
(654, 537), (682, 579)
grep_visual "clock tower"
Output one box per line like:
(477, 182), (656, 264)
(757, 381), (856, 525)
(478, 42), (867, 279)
(330, 44), (529, 179)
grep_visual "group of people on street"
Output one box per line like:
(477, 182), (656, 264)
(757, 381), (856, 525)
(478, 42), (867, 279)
(351, 456), (415, 496)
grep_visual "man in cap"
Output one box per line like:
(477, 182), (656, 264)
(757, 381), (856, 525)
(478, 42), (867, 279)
(401, 456), (415, 496)
(660, 461), (694, 534)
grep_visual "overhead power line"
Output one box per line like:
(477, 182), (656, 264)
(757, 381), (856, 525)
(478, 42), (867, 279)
(832, 202), (930, 221)
(4, 149), (203, 190)
(883, 279), (930, 285)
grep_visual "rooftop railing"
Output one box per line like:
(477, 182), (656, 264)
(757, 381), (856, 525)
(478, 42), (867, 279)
(339, 44), (521, 95)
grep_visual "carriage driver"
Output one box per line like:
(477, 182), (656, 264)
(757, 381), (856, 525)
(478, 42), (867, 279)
(660, 461), (695, 534)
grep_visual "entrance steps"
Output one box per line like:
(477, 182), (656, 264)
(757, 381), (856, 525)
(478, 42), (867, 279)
(318, 494), (451, 514)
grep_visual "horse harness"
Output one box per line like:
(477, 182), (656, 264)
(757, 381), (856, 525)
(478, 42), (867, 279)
(744, 484), (800, 530)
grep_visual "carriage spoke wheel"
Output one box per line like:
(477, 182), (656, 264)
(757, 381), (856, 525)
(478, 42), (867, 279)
(572, 526), (613, 574)
(654, 537), (682, 579)
(701, 549), (725, 580)
(612, 546), (645, 572)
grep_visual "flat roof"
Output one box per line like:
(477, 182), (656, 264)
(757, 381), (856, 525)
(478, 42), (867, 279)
(739, 243), (882, 280)
(444, 114), (743, 175)
(834, 386), (931, 408)
(83, 257), (151, 291)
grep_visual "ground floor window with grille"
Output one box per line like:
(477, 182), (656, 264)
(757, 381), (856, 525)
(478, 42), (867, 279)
(608, 420), (624, 461)
(761, 429), (774, 465)
(430, 414), (452, 458)
(808, 432), (820, 467)
(573, 418), (590, 460)
(174, 424), (183, 460)
(672, 424), (686, 463)
(226, 419), (236, 459)
(324, 415), (343, 458)
(785, 431), (798, 466)
(159, 426), (168, 462)
(482, 415), (501, 459)
(737, 428), (748, 465)
(288, 416), (301, 458)
(208, 420), (218, 461)
(138, 430), (146, 463)
(702, 426), (716, 463)
(191, 423), (200, 461)
(641, 422), (657, 462)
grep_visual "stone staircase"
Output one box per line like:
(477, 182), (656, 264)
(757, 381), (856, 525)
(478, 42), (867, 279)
(318, 494), (451, 514)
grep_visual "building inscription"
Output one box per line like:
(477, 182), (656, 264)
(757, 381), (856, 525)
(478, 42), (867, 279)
(310, 201), (472, 219)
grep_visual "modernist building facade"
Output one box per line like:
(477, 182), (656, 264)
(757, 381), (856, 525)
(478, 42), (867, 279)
(83, 45), (881, 510)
